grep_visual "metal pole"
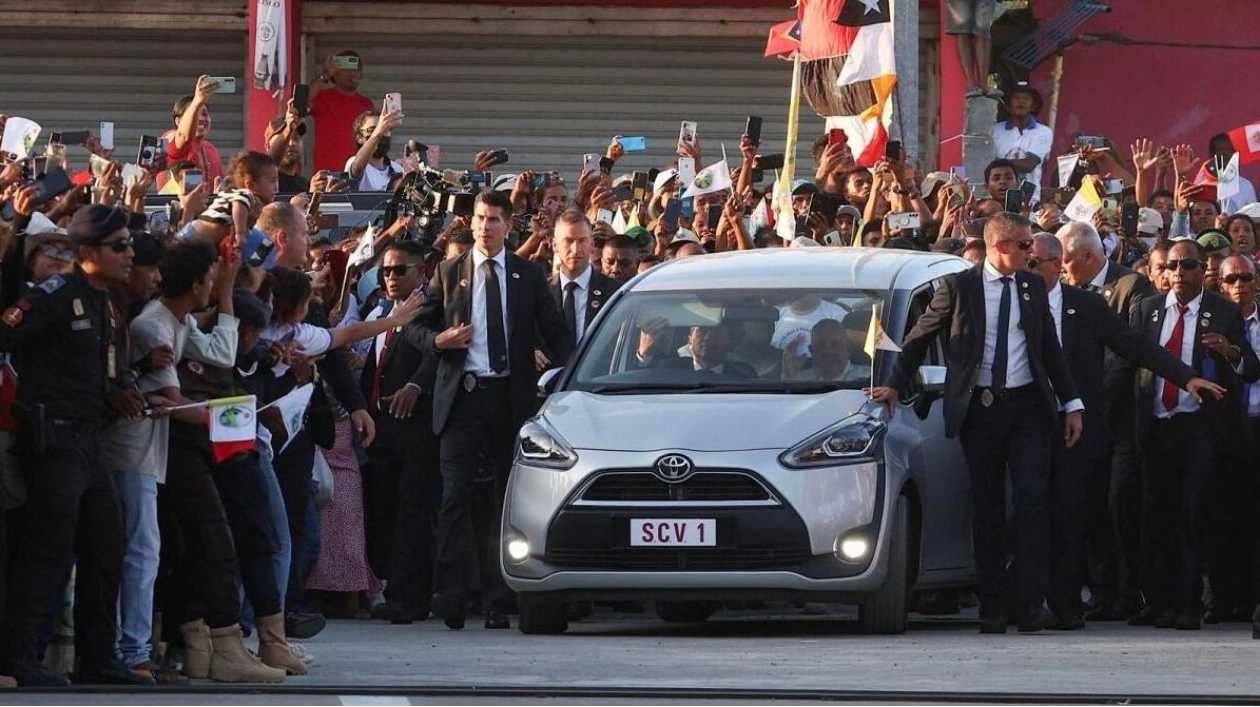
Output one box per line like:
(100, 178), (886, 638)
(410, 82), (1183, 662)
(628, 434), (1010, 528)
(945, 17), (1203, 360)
(1046, 53), (1065, 140)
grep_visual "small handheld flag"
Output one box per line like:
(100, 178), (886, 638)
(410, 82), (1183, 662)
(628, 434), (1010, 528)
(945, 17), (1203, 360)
(208, 395), (257, 463)
(864, 305), (902, 361)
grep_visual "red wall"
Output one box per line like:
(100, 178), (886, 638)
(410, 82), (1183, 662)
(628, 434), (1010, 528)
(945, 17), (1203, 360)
(1028, 0), (1259, 185)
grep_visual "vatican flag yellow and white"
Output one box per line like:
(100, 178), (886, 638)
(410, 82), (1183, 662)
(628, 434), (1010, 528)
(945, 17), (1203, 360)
(864, 306), (902, 360)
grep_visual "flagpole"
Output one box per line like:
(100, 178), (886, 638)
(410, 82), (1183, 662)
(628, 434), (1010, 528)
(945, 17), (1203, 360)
(773, 50), (804, 241)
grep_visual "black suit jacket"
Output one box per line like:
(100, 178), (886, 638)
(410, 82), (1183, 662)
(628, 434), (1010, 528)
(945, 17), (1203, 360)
(1124, 289), (1260, 452)
(548, 269), (621, 338)
(887, 265), (1080, 439)
(405, 249), (574, 435)
(1057, 285), (1195, 459)
(1099, 261), (1156, 400)
(359, 301), (438, 417)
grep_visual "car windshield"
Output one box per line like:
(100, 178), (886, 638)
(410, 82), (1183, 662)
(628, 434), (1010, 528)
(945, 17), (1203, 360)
(569, 289), (886, 394)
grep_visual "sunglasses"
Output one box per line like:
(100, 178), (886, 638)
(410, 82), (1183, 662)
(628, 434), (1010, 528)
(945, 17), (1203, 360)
(1002, 238), (1034, 251)
(36, 243), (75, 262)
(98, 238), (134, 253)
(1221, 272), (1256, 285)
(380, 263), (417, 278)
(1026, 256), (1058, 269)
(1165, 258), (1201, 272)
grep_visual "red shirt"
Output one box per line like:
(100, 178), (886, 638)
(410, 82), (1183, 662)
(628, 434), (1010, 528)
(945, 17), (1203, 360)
(157, 129), (224, 191)
(311, 89), (375, 174)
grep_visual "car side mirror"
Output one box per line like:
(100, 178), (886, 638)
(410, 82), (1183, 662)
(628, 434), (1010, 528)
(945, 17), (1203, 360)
(537, 367), (564, 398)
(916, 365), (947, 394)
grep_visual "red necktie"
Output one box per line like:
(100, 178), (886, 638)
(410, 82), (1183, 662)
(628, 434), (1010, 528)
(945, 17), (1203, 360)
(1161, 305), (1188, 412)
(371, 327), (396, 411)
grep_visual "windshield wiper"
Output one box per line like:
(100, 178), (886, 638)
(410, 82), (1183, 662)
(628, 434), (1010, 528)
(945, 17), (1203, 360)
(588, 383), (715, 395)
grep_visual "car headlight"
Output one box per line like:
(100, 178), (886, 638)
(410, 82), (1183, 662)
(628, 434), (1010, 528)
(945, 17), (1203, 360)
(779, 413), (884, 468)
(516, 417), (578, 469)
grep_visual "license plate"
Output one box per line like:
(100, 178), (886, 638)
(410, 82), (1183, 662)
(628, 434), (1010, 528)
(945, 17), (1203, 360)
(630, 518), (716, 547)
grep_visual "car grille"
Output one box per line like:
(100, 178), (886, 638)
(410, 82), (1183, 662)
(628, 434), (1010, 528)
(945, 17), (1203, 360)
(546, 546), (812, 571)
(577, 470), (774, 504)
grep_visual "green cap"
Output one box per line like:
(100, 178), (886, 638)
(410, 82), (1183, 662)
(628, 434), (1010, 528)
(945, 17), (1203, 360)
(1196, 229), (1232, 253)
(623, 225), (651, 248)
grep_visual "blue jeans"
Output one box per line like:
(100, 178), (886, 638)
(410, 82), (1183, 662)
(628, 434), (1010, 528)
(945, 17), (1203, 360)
(257, 442), (291, 607)
(114, 471), (159, 667)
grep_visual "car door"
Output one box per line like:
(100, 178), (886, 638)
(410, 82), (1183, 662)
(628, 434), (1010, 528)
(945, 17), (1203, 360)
(890, 278), (975, 583)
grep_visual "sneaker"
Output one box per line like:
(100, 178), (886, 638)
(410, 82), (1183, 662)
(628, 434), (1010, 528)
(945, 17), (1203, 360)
(288, 642), (315, 665)
(129, 660), (188, 685)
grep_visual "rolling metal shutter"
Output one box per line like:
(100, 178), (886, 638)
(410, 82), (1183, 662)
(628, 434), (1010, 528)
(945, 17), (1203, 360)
(312, 32), (826, 179)
(0, 29), (246, 171)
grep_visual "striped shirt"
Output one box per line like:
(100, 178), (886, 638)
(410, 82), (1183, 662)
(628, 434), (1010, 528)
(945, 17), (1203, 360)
(198, 188), (255, 225)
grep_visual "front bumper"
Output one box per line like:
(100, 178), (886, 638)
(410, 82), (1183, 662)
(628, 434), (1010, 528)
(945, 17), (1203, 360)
(501, 448), (888, 596)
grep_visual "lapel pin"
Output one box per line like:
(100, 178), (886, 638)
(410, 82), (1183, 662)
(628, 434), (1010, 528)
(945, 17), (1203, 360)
(593, 290), (602, 297)
(1067, 308), (1076, 315)
(1200, 318), (1209, 328)
(1022, 293), (1031, 302)
(459, 279), (469, 288)
(1104, 289), (1113, 298)
(592, 300), (601, 309)
(1204, 311), (1212, 318)
(1021, 281), (1029, 289)
(512, 272), (521, 279)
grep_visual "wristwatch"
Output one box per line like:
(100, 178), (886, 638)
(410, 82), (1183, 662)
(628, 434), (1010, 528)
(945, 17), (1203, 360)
(317, 74), (332, 85)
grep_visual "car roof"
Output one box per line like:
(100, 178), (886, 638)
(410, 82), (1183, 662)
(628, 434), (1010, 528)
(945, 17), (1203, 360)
(630, 248), (972, 292)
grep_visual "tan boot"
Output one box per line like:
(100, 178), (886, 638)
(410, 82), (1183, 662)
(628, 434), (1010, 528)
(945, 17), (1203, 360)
(0, 674), (16, 688)
(207, 624), (285, 683)
(178, 619), (212, 679)
(256, 613), (307, 676)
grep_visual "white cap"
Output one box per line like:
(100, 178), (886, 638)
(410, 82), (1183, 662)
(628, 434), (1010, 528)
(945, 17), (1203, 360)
(668, 228), (701, 248)
(491, 173), (517, 192)
(1137, 207), (1163, 235)
(790, 236), (821, 248)
(653, 168), (679, 193)
(1235, 202), (1260, 220)
(27, 211), (67, 236)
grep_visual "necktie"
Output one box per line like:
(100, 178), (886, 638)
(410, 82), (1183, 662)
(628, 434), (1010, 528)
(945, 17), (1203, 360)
(1161, 304), (1189, 412)
(370, 326), (396, 410)
(563, 281), (579, 336)
(483, 259), (508, 374)
(992, 277), (1012, 390)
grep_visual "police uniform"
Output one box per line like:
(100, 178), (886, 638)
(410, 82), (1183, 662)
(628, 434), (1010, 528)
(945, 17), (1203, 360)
(0, 268), (130, 677)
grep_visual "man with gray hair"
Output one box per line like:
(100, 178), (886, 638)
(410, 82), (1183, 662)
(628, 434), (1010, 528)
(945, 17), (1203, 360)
(1026, 231), (1221, 629)
(1056, 218), (1158, 623)
(255, 202), (309, 271)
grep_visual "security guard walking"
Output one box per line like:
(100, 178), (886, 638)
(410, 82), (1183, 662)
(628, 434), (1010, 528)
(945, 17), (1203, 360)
(0, 206), (154, 687)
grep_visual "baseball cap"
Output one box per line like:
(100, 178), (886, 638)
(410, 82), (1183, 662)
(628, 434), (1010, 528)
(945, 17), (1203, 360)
(1235, 202), (1260, 221)
(623, 225), (651, 248)
(791, 179), (819, 194)
(22, 212), (72, 262)
(653, 168), (679, 193)
(612, 174), (633, 188)
(790, 236), (821, 248)
(667, 228), (701, 250)
(1137, 207), (1163, 235)
(130, 229), (167, 267)
(492, 173), (517, 192)
(68, 205), (129, 247)
(1007, 80), (1043, 112)
(1197, 230), (1232, 252)
(920, 171), (950, 197)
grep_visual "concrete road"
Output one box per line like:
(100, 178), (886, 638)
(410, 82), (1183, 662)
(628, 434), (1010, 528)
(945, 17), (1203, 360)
(2, 607), (1258, 704)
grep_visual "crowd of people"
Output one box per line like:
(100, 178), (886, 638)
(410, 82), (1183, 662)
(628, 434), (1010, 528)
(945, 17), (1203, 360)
(0, 43), (1258, 688)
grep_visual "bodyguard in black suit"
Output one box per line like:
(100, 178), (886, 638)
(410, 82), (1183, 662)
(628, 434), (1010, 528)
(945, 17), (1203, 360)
(870, 214), (1083, 633)
(1058, 222), (1156, 619)
(1027, 234), (1222, 628)
(1117, 239), (1260, 630)
(361, 242), (440, 624)
(405, 191), (574, 630)
(547, 211), (621, 342)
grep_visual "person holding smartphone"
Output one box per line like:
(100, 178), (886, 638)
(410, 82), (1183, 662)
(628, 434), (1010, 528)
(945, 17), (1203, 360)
(158, 76), (226, 192)
(310, 50), (375, 173)
(346, 111), (404, 192)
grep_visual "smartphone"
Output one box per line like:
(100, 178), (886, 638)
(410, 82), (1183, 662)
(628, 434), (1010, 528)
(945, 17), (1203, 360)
(750, 169), (765, 183)
(886, 212), (922, 231)
(89, 153), (111, 179)
(823, 231), (842, 247)
(679, 120), (698, 147)
(30, 156), (46, 178)
(609, 183), (633, 202)
(137, 135), (159, 168)
(1103, 179), (1124, 195)
(292, 83), (310, 117)
(885, 140), (903, 162)
(382, 92), (402, 114)
(98, 121), (114, 150)
(617, 135), (647, 152)
(45, 143), (67, 170)
(663, 198), (682, 230)
(1076, 135), (1105, 149)
(1004, 188), (1024, 213)
(331, 55), (360, 71)
(582, 153), (601, 176)
(793, 215), (810, 239)
(647, 168), (661, 185)
(598, 156), (615, 176)
(1020, 180), (1038, 202)
(1121, 203), (1139, 238)
(677, 157), (696, 186)
(321, 249), (349, 290)
(485, 149), (509, 168)
(318, 213), (339, 230)
(208, 77), (237, 94)
(596, 209), (614, 225)
(328, 171), (352, 182)
(181, 168), (204, 194)
(828, 128), (847, 148)
(306, 191), (323, 215)
(52, 130), (90, 146)
(631, 171), (648, 201)
(533, 173), (547, 189)
(949, 165), (967, 182)
(32, 166), (73, 206)
(680, 196), (695, 219)
(706, 203), (723, 230)
(745, 116), (763, 145)
(755, 153), (784, 170)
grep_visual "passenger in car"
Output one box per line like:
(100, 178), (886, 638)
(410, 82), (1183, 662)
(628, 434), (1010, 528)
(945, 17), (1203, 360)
(783, 318), (870, 382)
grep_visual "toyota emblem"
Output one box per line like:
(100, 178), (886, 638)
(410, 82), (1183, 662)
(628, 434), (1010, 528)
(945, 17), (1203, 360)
(654, 454), (695, 483)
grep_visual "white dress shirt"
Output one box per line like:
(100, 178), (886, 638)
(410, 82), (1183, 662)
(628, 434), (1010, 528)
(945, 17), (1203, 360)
(978, 261), (1032, 389)
(466, 247), (510, 376)
(558, 265), (593, 337)
(1047, 281), (1064, 345)
(1154, 291), (1202, 418)
(1088, 262), (1109, 293)
(1244, 307), (1260, 416)
(991, 115), (1053, 186)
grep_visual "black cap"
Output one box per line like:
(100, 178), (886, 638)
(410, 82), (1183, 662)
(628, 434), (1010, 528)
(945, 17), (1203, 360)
(68, 205), (129, 247)
(130, 229), (167, 267)
(1008, 81), (1043, 112)
(232, 288), (272, 329)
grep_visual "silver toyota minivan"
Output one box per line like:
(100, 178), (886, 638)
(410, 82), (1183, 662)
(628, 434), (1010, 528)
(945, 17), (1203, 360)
(501, 248), (976, 634)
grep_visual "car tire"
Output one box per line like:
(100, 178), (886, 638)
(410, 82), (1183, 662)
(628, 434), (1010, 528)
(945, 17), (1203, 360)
(655, 601), (716, 623)
(857, 497), (910, 635)
(518, 596), (569, 634)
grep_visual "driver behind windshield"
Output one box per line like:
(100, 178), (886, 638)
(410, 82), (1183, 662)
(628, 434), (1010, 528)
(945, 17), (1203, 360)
(650, 322), (756, 377)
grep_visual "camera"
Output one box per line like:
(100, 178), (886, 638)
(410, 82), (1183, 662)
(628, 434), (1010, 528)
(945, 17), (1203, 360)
(383, 163), (482, 246)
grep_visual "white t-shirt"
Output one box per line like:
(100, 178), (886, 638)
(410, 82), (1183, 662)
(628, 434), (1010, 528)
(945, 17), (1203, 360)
(992, 117), (1054, 186)
(771, 299), (849, 357)
(345, 156), (403, 192)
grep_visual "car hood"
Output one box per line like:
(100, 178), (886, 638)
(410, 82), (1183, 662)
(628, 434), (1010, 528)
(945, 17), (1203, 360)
(541, 390), (875, 452)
